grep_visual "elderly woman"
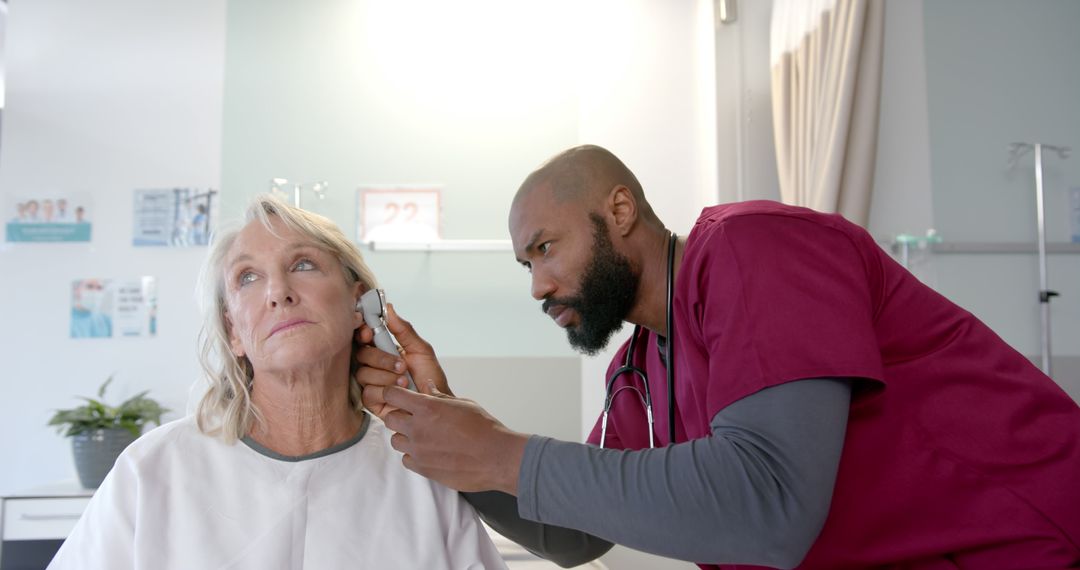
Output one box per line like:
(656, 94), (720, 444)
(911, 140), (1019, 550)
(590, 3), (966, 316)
(50, 195), (506, 569)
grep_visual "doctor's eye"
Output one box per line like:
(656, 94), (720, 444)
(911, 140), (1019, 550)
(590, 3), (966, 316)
(538, 242), (552, 255)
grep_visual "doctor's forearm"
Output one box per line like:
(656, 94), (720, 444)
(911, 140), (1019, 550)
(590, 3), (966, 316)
(516, 379), (852, 567)
(463, 490), (613, 567)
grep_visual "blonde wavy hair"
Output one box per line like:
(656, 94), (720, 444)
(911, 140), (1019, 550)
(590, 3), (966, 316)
(195, 194), (378, 442)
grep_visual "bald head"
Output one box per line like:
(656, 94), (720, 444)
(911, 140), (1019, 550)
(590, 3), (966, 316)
(513, 145), (657, 222)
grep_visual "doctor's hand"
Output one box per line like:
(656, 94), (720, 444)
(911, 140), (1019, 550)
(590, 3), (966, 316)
(353, 304), (453, 420)
(383, 383), (529, 495)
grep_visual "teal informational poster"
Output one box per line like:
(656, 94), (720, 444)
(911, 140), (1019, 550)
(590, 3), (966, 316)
(5, 195), (93, 242)
(133, 188), (217, 246)
(70, 277), (158, 339)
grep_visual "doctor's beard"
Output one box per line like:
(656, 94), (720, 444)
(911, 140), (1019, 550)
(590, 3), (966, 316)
(541, 214), (639, 356)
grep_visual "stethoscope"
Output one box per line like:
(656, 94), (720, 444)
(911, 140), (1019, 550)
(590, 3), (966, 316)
(599, 231), (677, 449)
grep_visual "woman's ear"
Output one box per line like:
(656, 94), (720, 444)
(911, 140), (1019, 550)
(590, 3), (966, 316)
(225, 311), (245, 358)
(352, 283), (367, 326)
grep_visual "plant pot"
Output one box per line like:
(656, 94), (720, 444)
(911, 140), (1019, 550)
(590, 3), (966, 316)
(71, 428), (137, 489)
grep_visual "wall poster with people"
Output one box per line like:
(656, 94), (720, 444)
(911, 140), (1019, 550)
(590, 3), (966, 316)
(5, 194), (93, 242)
(70, 277), (158, 339)
(132, 188), (217, 247)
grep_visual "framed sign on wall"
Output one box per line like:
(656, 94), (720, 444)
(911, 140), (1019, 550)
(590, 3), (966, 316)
(358, 187), (441, 243)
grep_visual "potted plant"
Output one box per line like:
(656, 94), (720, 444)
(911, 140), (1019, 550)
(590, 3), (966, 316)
(48, 376), (169, 489)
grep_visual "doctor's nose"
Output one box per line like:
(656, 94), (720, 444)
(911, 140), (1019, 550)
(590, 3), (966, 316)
(530, 271), (556, 301)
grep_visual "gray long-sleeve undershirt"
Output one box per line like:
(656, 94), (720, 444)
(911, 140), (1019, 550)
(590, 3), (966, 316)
(464, 490), (614, 567)
(466, 378), (852, 569)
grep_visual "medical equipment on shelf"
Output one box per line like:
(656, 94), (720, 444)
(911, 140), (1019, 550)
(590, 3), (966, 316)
(1007, 142), (1072, 377)
(892, 229), (941, 269)
(358, 288), (417, 391)
(269, 178), (329, 209)
(600, 231), (678, 449)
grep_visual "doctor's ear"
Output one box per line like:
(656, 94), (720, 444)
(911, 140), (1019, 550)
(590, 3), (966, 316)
(609, 185), (639, 237)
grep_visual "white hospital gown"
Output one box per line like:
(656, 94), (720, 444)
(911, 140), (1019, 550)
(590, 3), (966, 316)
(48, 414), (507, 570)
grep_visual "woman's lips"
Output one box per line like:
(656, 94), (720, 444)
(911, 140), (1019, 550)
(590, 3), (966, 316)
(269, 318), (311, 337)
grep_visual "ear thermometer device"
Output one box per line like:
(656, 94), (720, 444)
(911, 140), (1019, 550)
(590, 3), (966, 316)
(358, 289), (417, 390)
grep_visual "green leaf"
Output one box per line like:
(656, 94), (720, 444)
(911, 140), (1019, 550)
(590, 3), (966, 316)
(97, 375), (114, 399)
(47, 376), (169, 437)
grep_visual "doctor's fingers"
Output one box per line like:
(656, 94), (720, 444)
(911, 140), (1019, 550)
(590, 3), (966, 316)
(391, 435), (449, 476)
(388, 430), (456, 467)
(355, 345), (405, 376)
(382, 384), (442, 416)
(383, 408), (417, 435)
(360, 386), (402, 420)
(389, 431), (413, 457)
(384, 304), (436, 357)
(353, 324), (375, 345)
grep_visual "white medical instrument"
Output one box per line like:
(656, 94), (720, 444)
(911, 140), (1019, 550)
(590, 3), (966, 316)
(358, 288), (417, 390)
(599, 231), (678, 449)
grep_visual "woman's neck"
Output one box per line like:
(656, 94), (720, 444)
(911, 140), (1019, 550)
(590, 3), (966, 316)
(247, 360), (363, 457)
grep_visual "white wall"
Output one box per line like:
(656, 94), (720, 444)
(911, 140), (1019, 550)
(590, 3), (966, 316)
(0, 0), (226, 494)
(713, 0), (782, 204)
(219, 0), (579, 360)
(921, 0), (1080, 394)
(0, 3), (7, 110)
(866, 0), (937, 285)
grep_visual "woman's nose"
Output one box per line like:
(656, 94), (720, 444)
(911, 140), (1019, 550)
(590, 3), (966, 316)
(266, 275), (298, 308)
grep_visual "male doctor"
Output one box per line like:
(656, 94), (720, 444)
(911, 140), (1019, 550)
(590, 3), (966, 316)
(356, 145), (1080, 569)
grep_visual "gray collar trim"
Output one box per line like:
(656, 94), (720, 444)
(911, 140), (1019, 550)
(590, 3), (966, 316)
(241, 412), (371, 462)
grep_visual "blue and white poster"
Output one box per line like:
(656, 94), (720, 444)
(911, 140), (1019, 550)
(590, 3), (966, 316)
(5, 195), (93, 242)
(133, 188), (217, 246)
(71, 277), (158, 339)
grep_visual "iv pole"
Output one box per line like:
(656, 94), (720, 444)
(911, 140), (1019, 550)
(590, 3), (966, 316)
(1007, 142), (1071, 377)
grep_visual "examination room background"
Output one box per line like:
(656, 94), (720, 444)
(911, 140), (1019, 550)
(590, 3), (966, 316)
(1, 1), (1077, 569)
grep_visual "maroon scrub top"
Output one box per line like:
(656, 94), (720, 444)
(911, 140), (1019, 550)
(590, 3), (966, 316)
(588, 201), (1080, 569)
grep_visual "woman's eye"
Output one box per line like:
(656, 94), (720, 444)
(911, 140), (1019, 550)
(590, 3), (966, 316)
(293, 259), (316, 271)
(538, 242), (551, 255)
(238, 271), (258, 286)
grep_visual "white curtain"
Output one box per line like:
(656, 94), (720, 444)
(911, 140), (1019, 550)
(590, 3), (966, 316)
(770, 0), (884, 227)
